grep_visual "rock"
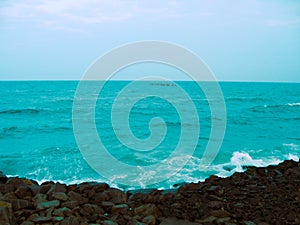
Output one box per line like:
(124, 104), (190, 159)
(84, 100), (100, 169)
(216, 217), (231, 223)
(37, 200), (60, 210)
(142, 215), (156, 225)
(0, 184), (14, 193)
(28, 184), (41, 196)
(33, 193), (47, 205)
(15, 186), (32, 199)
(39, 183), (53, 194)
(31, 216), (52, 223)
(52, 192), (68, 201)
(103, 220), (118, 225)
(102, 201), (115, 207)
(109, 188), (127, 204)
(0, 201), (17, 225)
(111, 204), (129, 214)
(53, 207), (72, 216)
(46, 183), (67, 195)
(93, 183), (110, 192)
(7, 177), (37, 187)
(208, 201), (223, 209)
(60, 216), (80, 225)
(68, 191), (88, 204)
(80, 203), (104, 216)
(52, 216), (65, 222)
(20, 221), (34, 225)
(210, 210), (231, 218)
(0, 171), (7, 184)
(134, 204), (161, 217)
(195, 216), (217, 223)
(62, 200), (79, 209)
(6, 199), (32, 210)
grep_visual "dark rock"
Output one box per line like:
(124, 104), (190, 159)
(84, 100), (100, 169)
(0, 171), (8, 184)
(142, 215), (156, 225)
(46, 183), (67, 196)
(15, 186), (32, 199)
(68, 191), (88, 204)
(103, 220), (118, 225)
(111, 204), (129, 214)
(62, 200), (79, 209)
(109, 188), (127, 204)
(208, 201), (223, 209)
(6, 177), (38, 187)
(102, 201), (115, 207)
(31, 216), (52, 223)
(20, 221), (34, 225)
(60, 216), (80, 225)
(6, 199), (32, 210)
(39, 183), (52, 194)
(0, 201), (17, 225)
(134, 204), (161, 217)
(0, 184), (14, 193)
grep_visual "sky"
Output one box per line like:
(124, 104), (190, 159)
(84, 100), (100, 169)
(0, 0), (299, 81)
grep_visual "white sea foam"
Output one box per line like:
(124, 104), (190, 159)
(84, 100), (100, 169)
(287, 102), (300, 106)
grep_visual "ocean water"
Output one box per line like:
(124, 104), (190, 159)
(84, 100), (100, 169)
(0, 81), (299, 189)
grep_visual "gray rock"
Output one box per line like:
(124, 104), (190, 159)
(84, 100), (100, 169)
(52, 192), (68, 201)
(37, 200), (60, 210)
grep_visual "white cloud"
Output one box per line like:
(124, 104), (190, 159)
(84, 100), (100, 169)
(0, 0), (187, 32)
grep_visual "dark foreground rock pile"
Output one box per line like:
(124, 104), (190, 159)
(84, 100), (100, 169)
(0, 159), (299, 225)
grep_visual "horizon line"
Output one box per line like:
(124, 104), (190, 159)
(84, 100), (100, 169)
(0, 79), (299, 83)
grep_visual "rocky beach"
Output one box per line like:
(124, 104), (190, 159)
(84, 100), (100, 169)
(0, 159), (299, 225)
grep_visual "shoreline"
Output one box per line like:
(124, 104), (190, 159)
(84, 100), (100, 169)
(0, 159), (299, 225)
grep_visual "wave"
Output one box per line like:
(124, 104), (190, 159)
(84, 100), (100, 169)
(287, 102), (300, 107)
(250, 102), (300, 112)
(0, 108), (41, 115)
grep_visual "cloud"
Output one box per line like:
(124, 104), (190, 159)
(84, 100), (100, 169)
(0, 0), (187, 32)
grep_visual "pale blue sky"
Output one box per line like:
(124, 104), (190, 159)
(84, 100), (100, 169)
(0, 0), (299, 81)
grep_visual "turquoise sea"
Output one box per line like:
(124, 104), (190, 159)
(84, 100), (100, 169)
(0, 81), (299, 189)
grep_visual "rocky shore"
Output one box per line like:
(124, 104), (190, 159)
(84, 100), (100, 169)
(0, 159), (299, 225)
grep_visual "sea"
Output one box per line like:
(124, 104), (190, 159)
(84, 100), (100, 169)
(0, 81), (299, 190)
